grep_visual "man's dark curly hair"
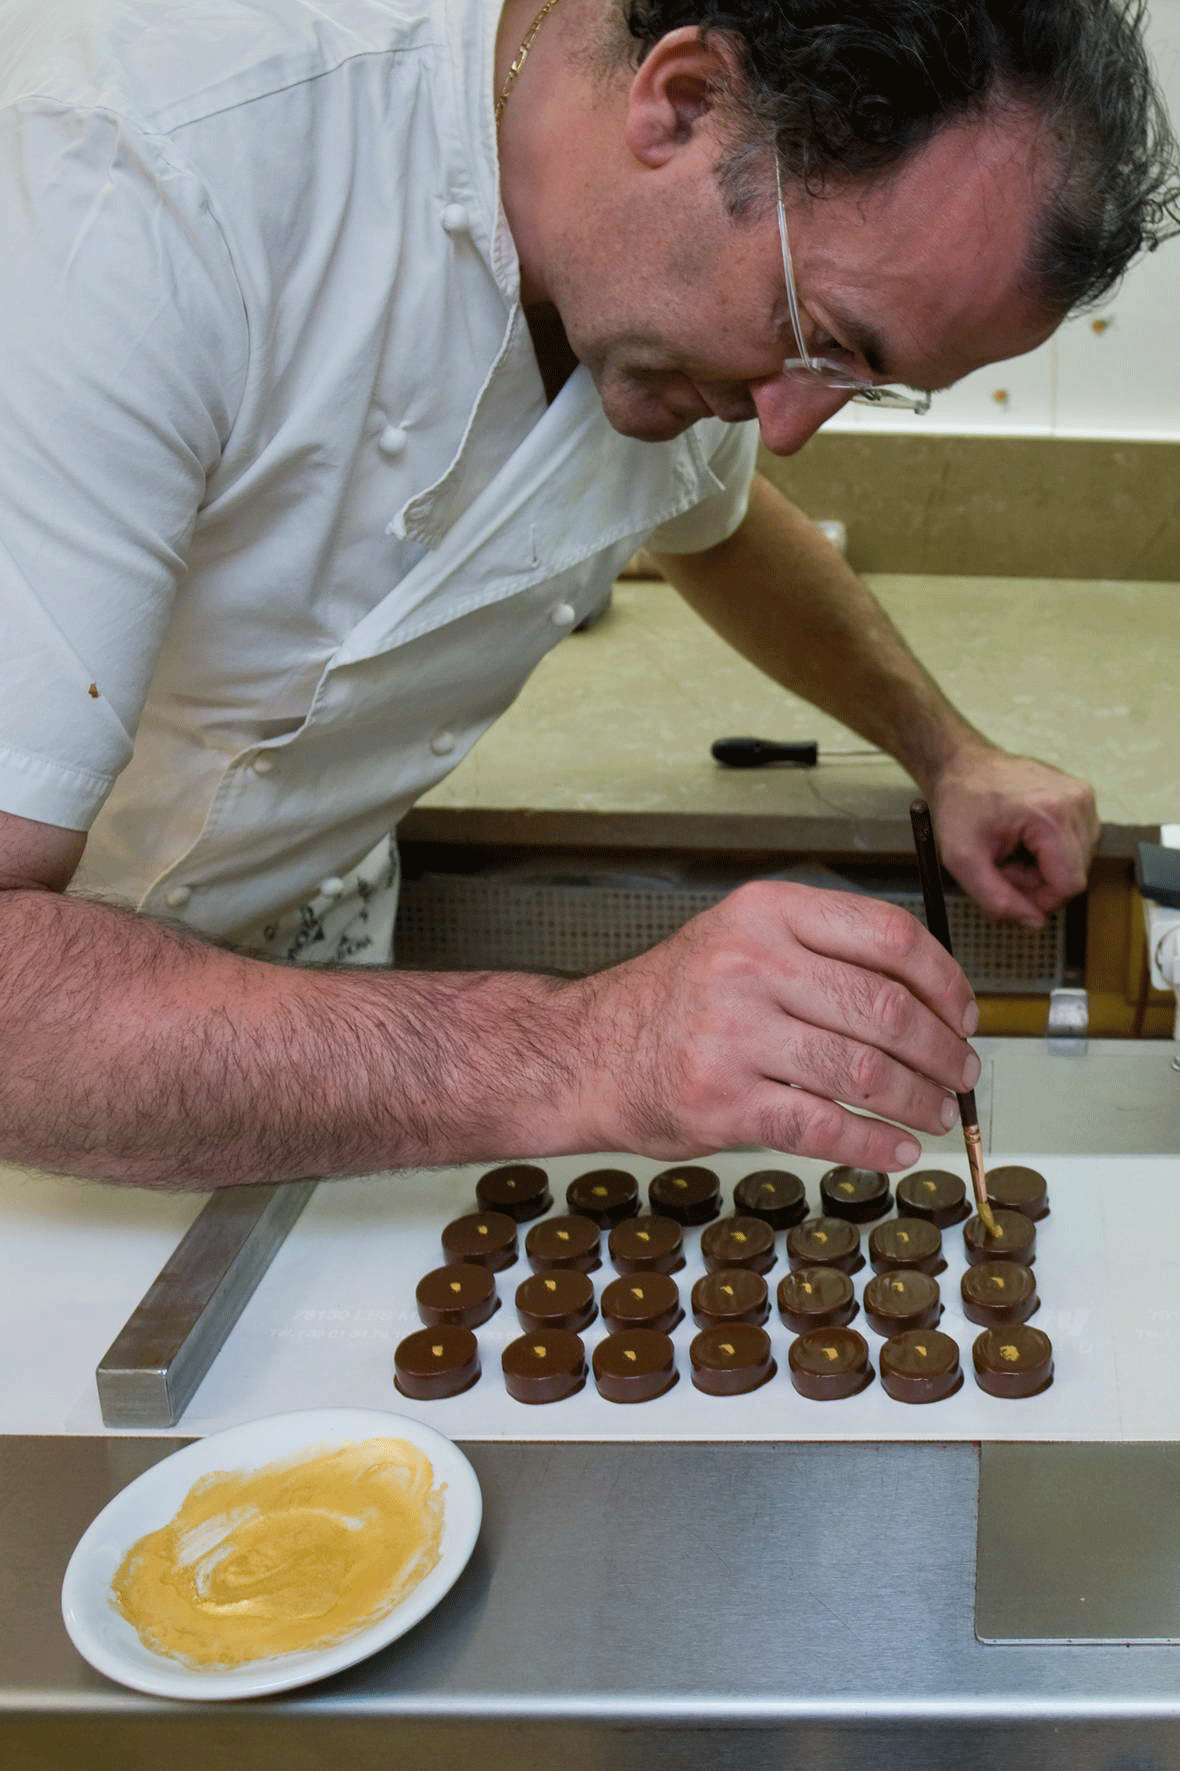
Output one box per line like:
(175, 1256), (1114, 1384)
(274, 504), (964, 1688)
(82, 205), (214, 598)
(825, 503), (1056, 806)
(622, 0), (1180, 313)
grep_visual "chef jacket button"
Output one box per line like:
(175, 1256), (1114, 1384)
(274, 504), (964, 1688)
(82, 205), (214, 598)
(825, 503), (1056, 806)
(319, 876), (344, 899)
(252, 754), (275, 775)
(441, 202), (469, 235)
(165, 885), (191, 909)
(379, 424), (407, 457)
(431, 730), (456, 756)
(550, 601), (578, 629)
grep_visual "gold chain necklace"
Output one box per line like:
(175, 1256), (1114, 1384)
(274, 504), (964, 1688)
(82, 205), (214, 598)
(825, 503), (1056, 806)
(495, 0), (562, 128)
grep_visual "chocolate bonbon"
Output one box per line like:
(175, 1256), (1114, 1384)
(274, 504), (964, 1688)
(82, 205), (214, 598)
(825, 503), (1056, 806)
(600, 1271), (683, 1334)
(691, 1268), (770, 1328)
(819, 1166), (892, 1223)
(700, 1215), (776, 1274)
(960, 1260), (1039, 1327)
(879, 1329), (963, 1404)
(648, 1165), (721, 1225)
(863, 1270), (942, 1336)
(786, 1216), (863, 1274)
(733, 1169), (808, 1230)
(868, 1218), (944, 1275)
(525, 1213), (601, 1272)
(441, 1210), (518, 1271)
(985, 1164), (1050, 1220)
(777, 1266), (858, 1333)
(972, 1324), (1054, 1397)
(788, 1327), (873, 1400)
(964, 1208), (1036, 1267)
(502, 1329), (588, 1404)
(608, 1214), (685, 1274)
(515, 1270), (597, 1334)
(475, 1162), (552, 1222)
(394, 1326), (480, 1399)
(566, 1168), (639, 1227)
(415, 1263), (499, 1328)
(593, 1328), (677, 1402)
(896, 1168), (970, 1228)
(690, 1324), (776, 1396)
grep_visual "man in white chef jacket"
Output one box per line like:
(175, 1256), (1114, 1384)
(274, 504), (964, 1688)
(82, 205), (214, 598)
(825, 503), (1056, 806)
(0, 0), (1173, 1187)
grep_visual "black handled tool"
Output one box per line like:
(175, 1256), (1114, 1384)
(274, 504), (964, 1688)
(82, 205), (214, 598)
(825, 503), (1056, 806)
(711, 737), (819, 768)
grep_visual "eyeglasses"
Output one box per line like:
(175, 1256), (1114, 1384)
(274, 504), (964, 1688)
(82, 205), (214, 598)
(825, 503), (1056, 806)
(774, 160), (932, 415)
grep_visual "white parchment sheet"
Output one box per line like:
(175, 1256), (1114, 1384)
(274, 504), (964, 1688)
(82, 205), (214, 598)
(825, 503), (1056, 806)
(4, 1149), (1170, 1442)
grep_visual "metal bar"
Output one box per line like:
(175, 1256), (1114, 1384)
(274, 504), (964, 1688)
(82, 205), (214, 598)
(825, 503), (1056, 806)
(96, 1180), (316, 1428)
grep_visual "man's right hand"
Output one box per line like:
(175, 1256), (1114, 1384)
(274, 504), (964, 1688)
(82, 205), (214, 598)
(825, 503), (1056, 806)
(559, 881), (980, 1170)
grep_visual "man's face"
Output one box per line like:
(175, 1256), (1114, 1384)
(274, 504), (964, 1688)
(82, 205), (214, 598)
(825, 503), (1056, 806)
(551, 111), (1061, 455)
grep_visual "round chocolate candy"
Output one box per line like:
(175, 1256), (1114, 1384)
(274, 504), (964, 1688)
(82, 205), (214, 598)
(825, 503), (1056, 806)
(691, 1268), (770, 1328)
(648, 1165), (721, 1226)
(868, 1217), (944, 1275)
(592, 1328), (677, 1403)
(788, 1327), (873, 1400)
(879, 1329), (963, 1404)
(972, 1324), (1054, 1398)
(475, 1162), (552, 1222)
(960, 1260), (1039, 1327)
(690, 1324), (777, 1396)
(394, 1326), (480, 1399)
(700, 1215), (776, 1274)
(786, 1216), (863, 1274)
(608, 1214), (684, 1274)
(600, 1271), (683, 1335)
(566, 1167), (639, 1227)
(441, 1210), (518, 1271)
(733, 1168), (808, 1230)
(525, 1213), (601, 1273)
(985, 1164), (1049, 1221)
(776, 1266), (858, 1333)
(819, 1166), (892, 1223)
(964, 1208), (1036, 1267)
(415, 1263), (499, 1329)
(515, 1269), (598, 1334)
(862, 1270), (942, 1337)
(502, 1329), (587, 1404)
(896, 1169), (970, 1228)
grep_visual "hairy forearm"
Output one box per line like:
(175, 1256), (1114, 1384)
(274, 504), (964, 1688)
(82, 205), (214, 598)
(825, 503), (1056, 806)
(0, 888), (590, 1188)
(653, 473), (993, 792)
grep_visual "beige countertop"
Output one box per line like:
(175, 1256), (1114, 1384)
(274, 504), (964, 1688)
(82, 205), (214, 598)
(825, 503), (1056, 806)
(402, 576), (1180, 858)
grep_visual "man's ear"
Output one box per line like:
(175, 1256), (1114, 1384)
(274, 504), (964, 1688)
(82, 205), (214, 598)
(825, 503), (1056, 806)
(623, 25), (743, 166)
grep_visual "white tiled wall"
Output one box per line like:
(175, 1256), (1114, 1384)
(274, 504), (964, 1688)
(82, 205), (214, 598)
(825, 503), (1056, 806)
(830, 0), (1180, 440)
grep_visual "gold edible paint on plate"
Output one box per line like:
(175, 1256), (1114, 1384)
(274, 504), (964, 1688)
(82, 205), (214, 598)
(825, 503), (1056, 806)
(111, 1437), (445, 1668)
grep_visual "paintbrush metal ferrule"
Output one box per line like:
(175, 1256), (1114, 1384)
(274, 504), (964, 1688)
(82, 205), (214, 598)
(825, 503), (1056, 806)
(961, 1117), (998, 1235)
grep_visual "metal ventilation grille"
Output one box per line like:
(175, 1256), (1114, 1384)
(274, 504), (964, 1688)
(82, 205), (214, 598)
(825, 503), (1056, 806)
(395, 871), (1064, 993)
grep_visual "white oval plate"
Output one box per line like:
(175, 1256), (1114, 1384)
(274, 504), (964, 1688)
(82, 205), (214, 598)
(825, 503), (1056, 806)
(61, 1408), (481, 1701)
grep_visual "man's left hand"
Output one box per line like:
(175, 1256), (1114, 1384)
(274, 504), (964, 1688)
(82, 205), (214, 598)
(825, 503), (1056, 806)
(928, 745), (1100, 928)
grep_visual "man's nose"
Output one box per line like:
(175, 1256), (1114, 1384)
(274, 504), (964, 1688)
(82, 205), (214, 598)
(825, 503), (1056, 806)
(750, 377), (853, 455)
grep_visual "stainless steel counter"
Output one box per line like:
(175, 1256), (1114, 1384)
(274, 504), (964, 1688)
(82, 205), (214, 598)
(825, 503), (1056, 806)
(5, 1038), (1180, 1771)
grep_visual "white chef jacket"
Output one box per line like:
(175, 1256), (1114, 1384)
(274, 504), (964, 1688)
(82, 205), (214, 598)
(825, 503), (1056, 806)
(0, 0), (758, 961)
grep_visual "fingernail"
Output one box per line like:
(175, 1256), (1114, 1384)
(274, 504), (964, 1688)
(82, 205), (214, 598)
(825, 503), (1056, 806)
(895, 1137), (921, 1167)
(962, 1051), (981, 1090)
(962, 1001), (980, 1037)
(940, 1096), (958, 1130)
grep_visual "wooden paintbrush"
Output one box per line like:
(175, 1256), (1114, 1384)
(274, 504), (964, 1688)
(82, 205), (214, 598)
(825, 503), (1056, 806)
(909, 799), (998, 1237)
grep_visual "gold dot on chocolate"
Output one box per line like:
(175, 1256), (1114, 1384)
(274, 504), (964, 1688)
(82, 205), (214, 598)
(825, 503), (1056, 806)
(1000, 1344), (1019, 1363)
(624, 1349), (637, 1362)
(822, 1345), (838, 1362)
(556, 1230), (570, 1241)
(431, 1345), (444, 1358)
(815, 1231), (828, 1244)
(544, 1279), (557, 1291)
(636, 1230), (650, 1242)
(720, 1341), (735, 1357)
(592, 1186), (608, 1197)
(721, 1284), (735, 1297)
(673, 1178), (688, 1189)
(477, 1225), (488, 1236)
(533, 1344), (548, 1358)
(449, 1282), (461, 1293)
